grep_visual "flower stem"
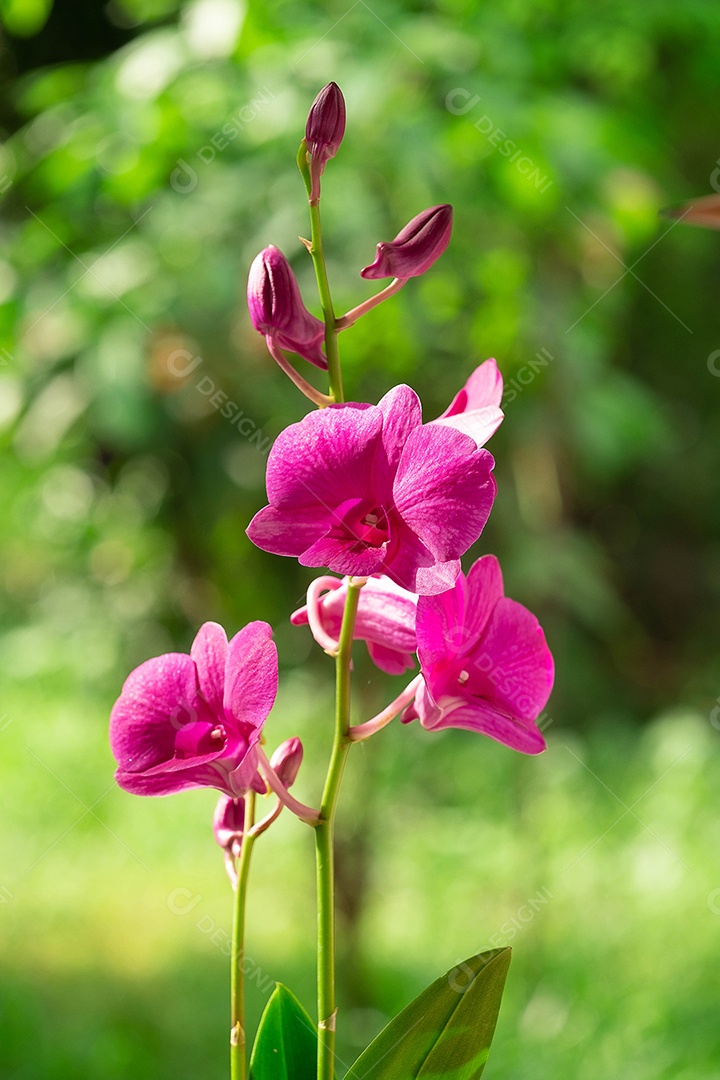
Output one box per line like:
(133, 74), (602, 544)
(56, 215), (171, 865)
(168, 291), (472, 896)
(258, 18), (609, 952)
(348, 673), (423, 742)
(265, 337), (333, 408)
(256, 746), (320, 823)
(336, 277), (406, 329)
(315, 579), (363, 1080)
(309, 201), (343, 404)
(298, 139), (343, 404)
(230, 791), (256, 1080)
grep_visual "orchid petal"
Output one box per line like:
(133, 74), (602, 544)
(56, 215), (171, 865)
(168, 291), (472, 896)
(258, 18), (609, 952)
(429, 699), (546, 754)
(224, 622), (278, 731)
(263, 403), (381, 509)
(109, 654), (201, 773)
(394, 427), (496, 561)
(432, 405), (504, 448)
(190, 622), (228, 715)
(469, 598), (554, 722)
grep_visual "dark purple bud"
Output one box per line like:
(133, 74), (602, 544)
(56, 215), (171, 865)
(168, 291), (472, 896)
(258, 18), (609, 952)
(247, 245), (327, 369)
(270, 737), (303, 789)
(213, 795), (245, 857)
(361, 204), (453, 281)
(305, 82), (346, 202)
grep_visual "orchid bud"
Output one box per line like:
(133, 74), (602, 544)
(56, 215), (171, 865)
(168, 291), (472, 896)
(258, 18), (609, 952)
(213, 795), (245, 858)
(361, 204), (453, 281)
(305, 82), (346, 203)
(247, 246), (327, 369)
(270, 737), (303, 789)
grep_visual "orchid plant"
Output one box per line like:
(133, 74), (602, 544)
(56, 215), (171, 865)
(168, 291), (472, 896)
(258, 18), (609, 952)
(109, 83), (554, 1080)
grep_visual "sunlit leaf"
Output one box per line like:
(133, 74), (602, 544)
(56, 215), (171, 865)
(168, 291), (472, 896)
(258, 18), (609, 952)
(347, 947), (511, 1078)
(249, 983), (317, 1080)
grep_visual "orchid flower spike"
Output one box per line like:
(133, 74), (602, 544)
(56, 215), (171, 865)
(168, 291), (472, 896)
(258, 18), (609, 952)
(305, 81), (346, 203)
(247, 245), (327, 369)
(361, 204), (453, 281)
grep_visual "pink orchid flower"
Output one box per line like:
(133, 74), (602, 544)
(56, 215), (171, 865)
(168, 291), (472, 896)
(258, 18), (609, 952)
(403, 555), (554, 754)
(246, 384), (496, 595)
(110, 621), (277, 797)
(291, 574), (418, 674)
(432, 358), (504, 449)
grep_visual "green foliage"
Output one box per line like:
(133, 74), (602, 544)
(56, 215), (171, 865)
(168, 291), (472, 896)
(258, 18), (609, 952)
(1, 5), (719, 1080)
(348, 948), (510, 1079)
(249, 983), (317, 1080)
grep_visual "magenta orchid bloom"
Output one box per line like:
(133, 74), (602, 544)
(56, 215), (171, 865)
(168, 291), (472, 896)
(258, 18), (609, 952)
(403, 555), (554, 754)
(110, 621), (278, 797)
(291, 574), (418, 675)
(432, 358), (504, 448)
(246, 385), (496, 595)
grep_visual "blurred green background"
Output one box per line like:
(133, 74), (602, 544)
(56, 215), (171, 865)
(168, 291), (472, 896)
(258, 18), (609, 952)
(2, 0), (720, 1076)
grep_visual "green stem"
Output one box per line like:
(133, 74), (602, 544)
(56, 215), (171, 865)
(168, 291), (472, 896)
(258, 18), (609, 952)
(315, 580), (363, 1080)
(230, 791), (256, 1080)
(309, 201), (343, 404)
(298, 139), (343, 404)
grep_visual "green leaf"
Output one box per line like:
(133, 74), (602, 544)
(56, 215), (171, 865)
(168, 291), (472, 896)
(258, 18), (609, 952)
(249, 982), (317, 1080)
(347, 948), (511, 1079)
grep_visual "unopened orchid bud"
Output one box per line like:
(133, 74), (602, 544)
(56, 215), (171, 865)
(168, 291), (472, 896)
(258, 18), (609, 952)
(305, 82), (346, 203)
(247, 246), (327, 369)
(213, 795), (245, 858)
(270, 737), (303, 789)
(361, 204), (453, 281)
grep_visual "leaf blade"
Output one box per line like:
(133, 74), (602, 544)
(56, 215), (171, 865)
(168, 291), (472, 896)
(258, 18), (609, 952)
(249, 982), (317, 1080)
(346, 948), (510, 1079)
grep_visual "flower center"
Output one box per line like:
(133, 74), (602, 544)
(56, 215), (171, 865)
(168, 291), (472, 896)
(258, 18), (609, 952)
(175, 720), (227, 759)
(358, 505), (389, 546)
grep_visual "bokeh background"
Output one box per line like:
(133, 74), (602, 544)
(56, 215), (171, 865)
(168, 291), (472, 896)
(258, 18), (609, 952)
(2, 1), (720, 1077)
